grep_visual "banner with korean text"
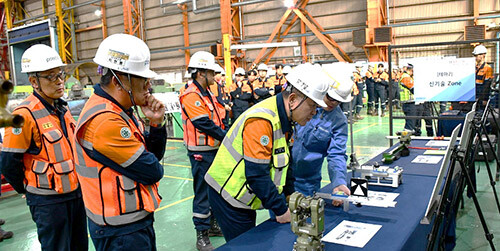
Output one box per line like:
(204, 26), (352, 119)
(413, 57), (475, 102)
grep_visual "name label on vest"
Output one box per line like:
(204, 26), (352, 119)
(274, 147), (285, 154)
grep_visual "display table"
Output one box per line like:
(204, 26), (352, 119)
(218, 139), (448, 250)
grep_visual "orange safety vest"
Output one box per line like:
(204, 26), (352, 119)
(353, 72), (363, 84)
(210, 82), (231, 104)
(268, 75), (286, 88)
(475, 62), (493, 85)
(230, 80), (253, 95)
(15, 94), (79, 195)
(74, 94), (161, 226)
(180, 82), (226, 151)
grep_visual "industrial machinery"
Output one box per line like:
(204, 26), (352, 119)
(0, 80), (24, 128)
(289, 192), (325, 251)
(382, 130), (412, 164)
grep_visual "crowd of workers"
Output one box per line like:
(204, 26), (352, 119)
(0, 32), (493, 251)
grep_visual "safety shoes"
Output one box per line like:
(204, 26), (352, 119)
(0, 227), (13, 242)
(354, 114), (364, 120)
(196, 230), (214, 251)
(208, 218), (223, 237)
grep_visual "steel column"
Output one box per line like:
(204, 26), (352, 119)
(123, 0), (144, 39)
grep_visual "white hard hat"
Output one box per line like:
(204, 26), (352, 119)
(473, 45), (487, 55)
(94, 33), (156, 79)
(257, 63), (268, 71)
(325, 78), (354, 103)
(286, 63), (328, 108)
(234, 67), (245, 76)
(283, 65), (292, 74)
(21, 44), (66, 73)
(188, 51), (217, 72)
(214, 64), (224, 73)
(322, 63), (355, 103)
(354, 62), (364, 68)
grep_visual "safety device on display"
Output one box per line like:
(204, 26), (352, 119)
(285, 63), (329, 108)
(257, 63), (268, 71)
(187, 51), (218, 73)
(472, 45), (487, 55)
(234, 67), (246, 76)
(93, 33), (156, 79)
(21, 44), (66, 73)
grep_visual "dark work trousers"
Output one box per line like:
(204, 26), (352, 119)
(391, 81), (401, 108)
(29, 198), (88, 251)
(374, 83), (387, 111)
(92, 224), (156, 251)
(232, 109), (245, 125)
(402, 102), (418, 133)
(365, 80), (375, 110)
(188, 150), (217, 231)
(416, 102), (434, 136)
(354, 82), (364, 114)
(208, 187), (256, 242)
(340, 102), (350, 116)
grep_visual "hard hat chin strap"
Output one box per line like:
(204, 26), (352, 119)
(288, 86), (307, 129)
(110, 69), (147, 126)
(34, 74), (54, 104)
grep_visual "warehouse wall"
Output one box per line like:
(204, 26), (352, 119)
(10, 0), (500, 82)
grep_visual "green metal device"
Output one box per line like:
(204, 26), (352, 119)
(382, 130), (412, 164)
(289, 192), (325, 251)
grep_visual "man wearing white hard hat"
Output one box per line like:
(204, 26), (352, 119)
(74, 34), (166, 250)
(230, 67), (253, 122)
(210, 64), (231, 127)
(0, 44), (88, 250)
(180, 51), (226, 251)
(253, 63), (274, 102)
(473, 44), (493, 107)
(205, 63), (329, 241)
(291, 69), (352, 206)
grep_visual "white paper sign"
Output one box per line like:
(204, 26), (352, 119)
(411, 155), (443, 164)
(425, 140), (451, 147)
(322, 220), (382, 248)
(413, 57), (475, 102)
(152, 92), (181, 114)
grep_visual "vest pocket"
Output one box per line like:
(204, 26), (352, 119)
(52, 159), (77, 193)
(42, 129), (63, 143)
(272, 152), (289, 169)
(31, 160), (54, 190)
(116, 176), (141, 214)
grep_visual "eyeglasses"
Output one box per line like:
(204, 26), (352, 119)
(37, 71), (66, 82)
(326, 94), (339, 103)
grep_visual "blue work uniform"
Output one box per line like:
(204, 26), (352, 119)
(291, 106), (348, 196)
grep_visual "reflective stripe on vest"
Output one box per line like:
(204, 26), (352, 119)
(74, 94), (161, 226)
(205, 96), (290, 210)
(16, 94), (78, 195)
(180, 82), (225, 152)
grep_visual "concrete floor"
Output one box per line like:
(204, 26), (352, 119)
(0, 111), (499, 250)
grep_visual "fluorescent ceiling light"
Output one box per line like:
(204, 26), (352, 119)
(284, 0), (294, 8)
(231, 41), (299, 50)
